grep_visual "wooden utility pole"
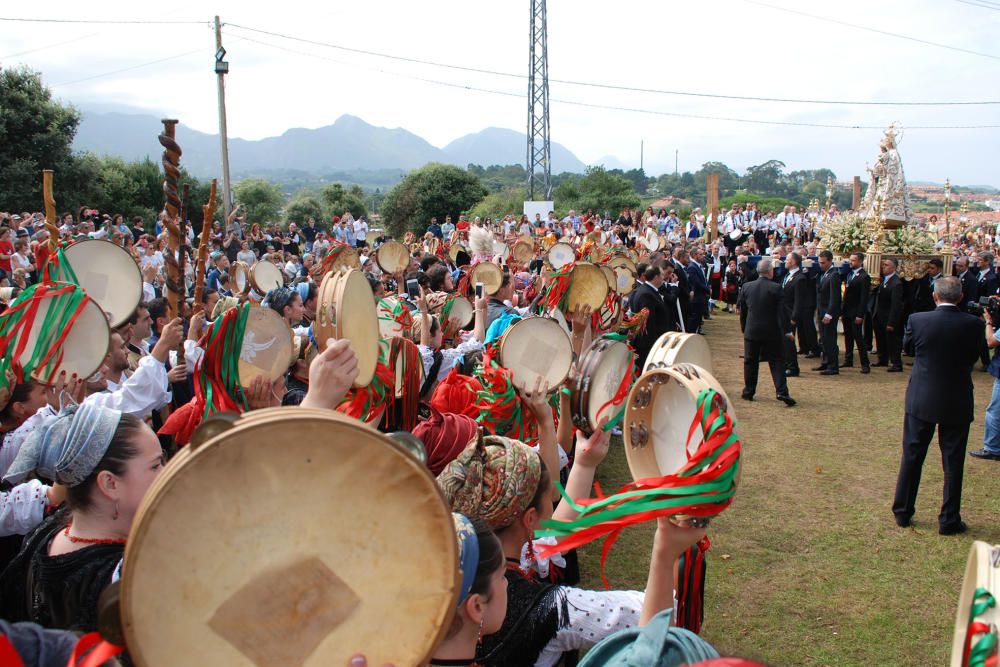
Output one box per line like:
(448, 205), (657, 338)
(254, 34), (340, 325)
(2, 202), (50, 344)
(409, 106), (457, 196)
(214, 16), (233, 220)
(852, 176), (862, 210)
(706, 173), (720, 241)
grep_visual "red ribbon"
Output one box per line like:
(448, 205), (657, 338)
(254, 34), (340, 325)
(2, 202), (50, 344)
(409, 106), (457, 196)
(67, 633), (124, 667)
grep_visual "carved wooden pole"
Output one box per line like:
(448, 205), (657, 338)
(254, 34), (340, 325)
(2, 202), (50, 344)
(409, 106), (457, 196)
(179, 182), (190, 308)
(159, 119), (185, 364)
(852, 176), (862, 211)
(42, 170), (59, 252)
(194, 179), (218, 313)
(705, 173), (720, 241)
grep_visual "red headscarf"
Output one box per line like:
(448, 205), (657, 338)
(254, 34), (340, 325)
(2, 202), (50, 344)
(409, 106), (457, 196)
(430, 368), (483, 420)
(413, 405), (478, 475)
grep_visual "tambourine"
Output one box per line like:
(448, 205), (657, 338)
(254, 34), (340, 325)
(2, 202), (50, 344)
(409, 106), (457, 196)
(608, 254), (638, 278)
(547, 242), (576, 270)
(643, 331), (713, 374)
(375, 240), (410, 274)
(623, 364), (734, 524)
(623, 364), (732, 479)
(317, 245), (361, 274)
(5, 282), (110, 385)
(237, 306), (295, 387)
(470, 262), (503, 295)
(596, 296), (623, 332)
(315, 269), (380, 387)
(232, 261), (251, 296)
(512, 239), (534, 264)
(366, 229), (384, 245)
(492, 240), (510, 262)
(499, 316), (573, 392)
(600, 265), (617, 293)
(641, 228), (660, 251)
(951, 540), (999, 667)
(448, 243), (468, 264)
(426, 237), (441, 257)
(567, 262), (609, 312)
(121, 408), (459, 667)
(52, 239), (142, 328)
(249, 261), (284, 295)
(570, 336), (635, 435)
(211, 296), (240, 322)
(728, 228), (744, 241)
(442, 294), (475, 332)
(376, 296), (414, 339)
(614, 267), (636, 296)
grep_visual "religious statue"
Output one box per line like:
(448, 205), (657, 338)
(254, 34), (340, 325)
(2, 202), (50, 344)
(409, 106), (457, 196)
(860, 122), (913, 229)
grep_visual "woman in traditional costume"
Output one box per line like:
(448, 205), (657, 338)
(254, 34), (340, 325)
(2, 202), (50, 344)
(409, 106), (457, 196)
(0, 403), (164, 632)
(437, 432), (705, 666)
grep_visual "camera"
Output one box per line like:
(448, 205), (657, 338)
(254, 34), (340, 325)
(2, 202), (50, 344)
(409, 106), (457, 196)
(970, 295), (1000, 321)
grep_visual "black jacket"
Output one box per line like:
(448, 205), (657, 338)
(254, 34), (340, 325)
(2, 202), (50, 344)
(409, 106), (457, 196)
(976, 268), (999, 301)
(816, 267), (842, 321)
(630, 282), (675, 359)
(875, 273), (905, 328)
(903, 305), (984, 423)
(738, 277), (789, 341)
(782, 270), (813, 324)
(959, 270), (978, 307)
(842, 268), (871, 319)
(672, 259), (691, 313)
(910, 274), (936, 314)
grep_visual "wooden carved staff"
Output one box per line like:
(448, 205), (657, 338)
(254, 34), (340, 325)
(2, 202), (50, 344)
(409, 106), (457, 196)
(158, 118), (185, 364)
(194, 179), (218, 312)
(179, 183), (190, 313)
(41, 169), (59, 252)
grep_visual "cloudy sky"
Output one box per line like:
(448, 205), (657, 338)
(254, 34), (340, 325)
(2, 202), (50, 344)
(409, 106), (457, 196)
(3, 0), (999, 185)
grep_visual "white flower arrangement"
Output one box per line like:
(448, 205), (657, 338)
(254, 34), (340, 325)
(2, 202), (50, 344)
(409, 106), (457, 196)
(818, 213), (935, 256)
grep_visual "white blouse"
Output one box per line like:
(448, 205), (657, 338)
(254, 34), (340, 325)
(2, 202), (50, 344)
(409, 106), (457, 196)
(536, 587), (646, 667)
(0, 479), (49, 537)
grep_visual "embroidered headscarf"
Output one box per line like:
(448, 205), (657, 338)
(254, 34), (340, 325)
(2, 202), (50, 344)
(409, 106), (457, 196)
(3, 402), (123, 487)
(452, 513), (480, 606)
(437, 434), (542, 531)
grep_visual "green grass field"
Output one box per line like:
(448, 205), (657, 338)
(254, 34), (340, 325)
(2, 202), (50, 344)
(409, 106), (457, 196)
(578, 312), (1000, 666)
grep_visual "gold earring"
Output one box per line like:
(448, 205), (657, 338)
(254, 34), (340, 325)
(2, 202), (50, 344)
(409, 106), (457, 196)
(112, 501), (119, 521)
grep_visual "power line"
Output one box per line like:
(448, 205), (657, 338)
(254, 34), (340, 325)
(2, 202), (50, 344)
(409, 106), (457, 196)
(955, 0), (1000, 11)
(224, 22), (1000, 106)
(0, 16), (207, 25)
(0, 32), (98, 60)
(740, 0), (1000, 61)
(49, 48), (204, 87)
(234, 33), (1000, 131)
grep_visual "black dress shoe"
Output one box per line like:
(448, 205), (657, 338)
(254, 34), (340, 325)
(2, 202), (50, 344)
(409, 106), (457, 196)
(785, 369), (800, 377)
(861, 366), (871, 374)
(842, 360), (854, 368)
(812, 364), (828, 371)
(804, 352), (818, 359)
(872, 361), (889, 367)
(740, 393), (754, 401)
(887, 366), (903, 373)
(895, 516), (912, 528)
(939, 521), (968, 536)
(776, 395), (796, 406)
(969, 448), (1000, 461)
(820, 369), (840, 375)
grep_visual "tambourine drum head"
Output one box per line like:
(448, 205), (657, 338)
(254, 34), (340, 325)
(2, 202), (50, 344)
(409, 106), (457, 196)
(600, 265), (617, 292)
(608, 255), (637, 277)
(470, 262), (503, 295)
(122, 410), (459, 667)
(548, 243), (576, 270)
(376, 241), (409, 274)
(951, 541), (1000, 667)
(21, 290), (109, 384)
(500, 318), (573, 391)
(445, 296), (475, 330)
(237, 307), (293, 387)
(729, 229), (743, 241)
(329, 247), (361, 272)
(567, 262), (609, 312)
(233, 263), (250, 295)
(60, 240), (142, 328)
(513, 241), (533, 264)
(614, 267), (636, 296)
(250, 261), (284, 294)
(448, 244), (466, 263)
(547, 307), (570, 337)
(377, 296), (408, 339)
(645, 331), (713, 374)
(317, 269), (380, 387)
(586, 340), (632, 429)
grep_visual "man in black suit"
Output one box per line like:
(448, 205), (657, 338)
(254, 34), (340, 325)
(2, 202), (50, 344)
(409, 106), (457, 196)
(630, 265), (674, 367)
(814, 250), (842, 375)
(956, 256), (977, 309)
(873, 257), (905, 371)
(796, 261), (820, 358)
(892, 276), (984, 534)
(975, 252), (998, 370)
(672, 247), (691, 331)
(841, 252), (871, 373)
(737, 258), (796, 406)
(686, 247), (711, 334)
(780, 252), (810, 377)
(910, 259), (942, 315)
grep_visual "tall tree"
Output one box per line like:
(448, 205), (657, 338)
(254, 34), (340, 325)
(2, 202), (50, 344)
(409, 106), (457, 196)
(0, 66), (81, 211)
(321, 183), (368, 220)
(381, 163), (487, 237)
(233, 178), (284, 225)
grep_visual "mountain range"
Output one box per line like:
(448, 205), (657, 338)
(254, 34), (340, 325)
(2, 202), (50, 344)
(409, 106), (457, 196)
(72, 110), (588, 179)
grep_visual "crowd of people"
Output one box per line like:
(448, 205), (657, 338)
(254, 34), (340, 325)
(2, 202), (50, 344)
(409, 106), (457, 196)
(0, 196), (995, 666)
